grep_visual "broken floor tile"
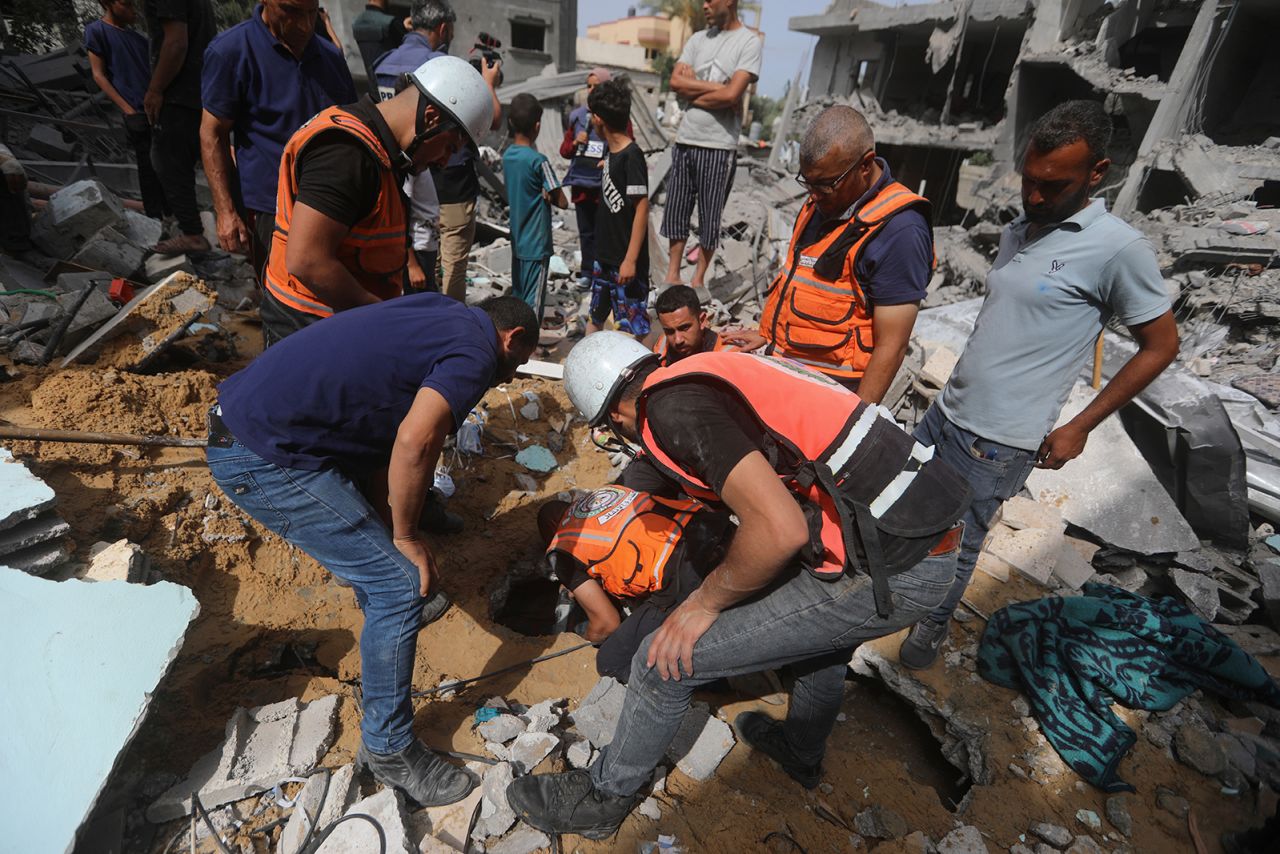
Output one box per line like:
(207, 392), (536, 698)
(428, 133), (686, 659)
(975, 549), (1013, 582)
(0, 571), (198, 854)
(1000, 497), (1064, 533)
(147, 694), (341, 822)
(515, 445), (557, 473)
(0, 449), (57, 532)
(987, 526), (1062, 586)
(1025, 385), (1199, 555)
(1052, 539), (1096, 590)
(315, 788), (414, 854)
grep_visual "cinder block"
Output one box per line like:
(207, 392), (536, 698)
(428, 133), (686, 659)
(120, 209), (163, 249)
(71, 227), (144, 278)
(47, 179), (124, 241)
(666, 702), (735, 782)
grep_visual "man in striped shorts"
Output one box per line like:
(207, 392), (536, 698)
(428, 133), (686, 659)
(662, 0), (761, 288)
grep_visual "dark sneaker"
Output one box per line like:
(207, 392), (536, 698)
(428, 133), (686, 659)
(507, 770), (640, 840)
(899, 617), (950, 670)
(421, 588), (452, 627)
(733, 711), (822, 790)
(356, 739), (476, 808)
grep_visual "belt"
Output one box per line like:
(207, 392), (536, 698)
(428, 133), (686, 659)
(207, 404), (235, 448)
(929, 522), (964, 556)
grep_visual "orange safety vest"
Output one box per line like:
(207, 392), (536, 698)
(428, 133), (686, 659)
(652, 329), (729, 367)
(548, 486), (704, 599)
(760, 181), (932, 380)
(265, 106), (407, 318)
(636, 351), (969, 615)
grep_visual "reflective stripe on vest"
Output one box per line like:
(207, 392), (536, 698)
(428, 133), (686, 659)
(761, 181), (932, 380)
(265, 107), (406, 318)
(636, 351), (934, 577)
(548, 486), (703, 598)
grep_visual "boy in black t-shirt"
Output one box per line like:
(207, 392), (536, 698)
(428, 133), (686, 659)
(585, 79), (651, 340)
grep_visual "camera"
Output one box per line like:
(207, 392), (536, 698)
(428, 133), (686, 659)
(468, 32), (504, 87)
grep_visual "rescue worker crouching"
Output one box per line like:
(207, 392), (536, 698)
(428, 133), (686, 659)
(537, 486), (734, 683)
(504, 332), (972, 840)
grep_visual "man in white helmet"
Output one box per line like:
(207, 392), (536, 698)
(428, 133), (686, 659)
(507, 332), (972, 838)
(259, 55), (492, 345)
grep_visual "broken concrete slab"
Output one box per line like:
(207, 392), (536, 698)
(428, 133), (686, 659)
(987, 526), (1062, 586)
(315, 788), (415, 854)
(1025, 384), (1200, 555)
(975, 550), (1013, 582)
(570, 676), (626, 748)
(144, 252), (196, 283)
(71, 226), (145, 278)
(0, 571), (198, 854)
(474, 761), (516, 839)
(45, 179), (125, 241)
(937, 825), (989, 854)
(419, 783), (482, 851)
(148, 694), (342, 822)
(508, 731), (559, 774)
(1029, 821), (1072, 847)
(487, 825), (552, 854)
(1170, 567), (1220, 622)
(60, 273), (197, 367)
(477, 713), (527, 744)
(83, 539), (149, 583)
(855, 804), (910, 839)
(4, 538), (70, 576)
(666, 703), (735, 782)
(0, 513), (70, 558)
(279, 764), (357, 854)
(1000, 497), (1065, 533)
(29, 211), (79, 259)
(56, 285), (118, 339)
(0, 449), (57, 532)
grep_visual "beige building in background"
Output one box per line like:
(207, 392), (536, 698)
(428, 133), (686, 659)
(586, 12), (694, 61)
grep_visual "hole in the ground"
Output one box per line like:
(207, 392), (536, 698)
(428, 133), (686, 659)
(492, 575), (580, 636)
(834, 674), (973, 812)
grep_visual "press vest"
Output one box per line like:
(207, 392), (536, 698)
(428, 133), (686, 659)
(761, 182), (932, 380)
(548, 487), (704, 599)
(563, 106), (606, 190)
(637, 351), (970, 615)
(653, 329), (728, 367)
(266, 107), (406, 318)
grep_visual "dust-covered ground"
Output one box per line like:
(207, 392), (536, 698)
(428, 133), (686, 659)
(0, 310), (1271, 853)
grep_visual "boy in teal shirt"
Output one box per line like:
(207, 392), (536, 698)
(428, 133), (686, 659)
(503, 93), (568, 320)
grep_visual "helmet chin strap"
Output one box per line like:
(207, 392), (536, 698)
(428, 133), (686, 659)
(394, 90), (448, 174)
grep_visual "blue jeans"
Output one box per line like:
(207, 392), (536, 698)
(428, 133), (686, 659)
(206, 439), (425, 754)
(590, 552), (957, 796)
(912, 404), (1037, 624)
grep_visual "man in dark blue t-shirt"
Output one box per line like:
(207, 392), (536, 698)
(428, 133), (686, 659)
(85, 0), (166, 220)
(200, 0), (356, 284)
(207, 294), (538, 808)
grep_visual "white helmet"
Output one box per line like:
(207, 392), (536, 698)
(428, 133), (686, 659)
(409, 55), (493, 146)
(565, 332), (659, 426)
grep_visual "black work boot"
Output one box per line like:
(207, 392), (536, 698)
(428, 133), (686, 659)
(356, 739), (476, 807)
(506, 770), (640, 840)
(734, 711), (822, 789)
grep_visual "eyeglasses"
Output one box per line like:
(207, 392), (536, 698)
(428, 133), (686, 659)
(795, 149), (873, 196)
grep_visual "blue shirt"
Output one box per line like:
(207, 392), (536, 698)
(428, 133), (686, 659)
(201, 5), (357, 214)
(503, 143), (555, 261)
(83, 19), (151, 112)
(938, 198), (1171, 449)
(798, 158), (932, 306)
(563, 105), (606, 190)
(218, 294), (500, 475)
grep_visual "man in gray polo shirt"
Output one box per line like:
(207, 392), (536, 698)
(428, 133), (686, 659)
(899, 100), (1179, 669)
(662, 0), (761, 288)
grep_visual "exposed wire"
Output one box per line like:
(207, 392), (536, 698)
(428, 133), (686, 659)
(302, 812), (387, 854)
(193, 795), (235, 854)
(411, 642), (592, 698)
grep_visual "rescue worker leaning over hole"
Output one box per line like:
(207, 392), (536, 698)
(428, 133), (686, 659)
(726, 105), (933, 402)
(504, 332), (973, 840)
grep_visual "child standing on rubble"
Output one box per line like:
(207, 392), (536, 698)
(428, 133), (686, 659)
(585, 79), (652, 341)
(502, 93), (567, 321)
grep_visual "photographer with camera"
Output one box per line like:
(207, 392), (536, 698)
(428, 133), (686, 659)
(372, 0), (501, 303)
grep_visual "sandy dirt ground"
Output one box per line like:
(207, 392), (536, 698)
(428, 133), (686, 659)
(0, 310), (1271, 853)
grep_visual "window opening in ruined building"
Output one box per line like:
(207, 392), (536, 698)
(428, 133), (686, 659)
(1197, 0), (1280, 146)
(855, 59), (878, 90)
(511, 19), (547, 53)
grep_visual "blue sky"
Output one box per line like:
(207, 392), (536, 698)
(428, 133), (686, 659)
(577, 1), (931, 98)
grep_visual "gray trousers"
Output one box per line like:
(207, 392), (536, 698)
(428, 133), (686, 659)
(589, 551), (958, 796)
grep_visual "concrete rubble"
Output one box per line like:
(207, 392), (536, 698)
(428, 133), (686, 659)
(315, 788), (416, 854)
(0, 448), (71, 575)
(147, 694), (342, 822)
(278, 764), (358, 854)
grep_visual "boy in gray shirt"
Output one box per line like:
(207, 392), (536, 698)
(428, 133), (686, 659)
(661, 0), (761, 289)
(899, 101), (1179, 670)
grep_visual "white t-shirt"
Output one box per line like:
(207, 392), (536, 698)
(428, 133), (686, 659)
(403, 171), (439, 252)
(675, 25), (762, 150)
